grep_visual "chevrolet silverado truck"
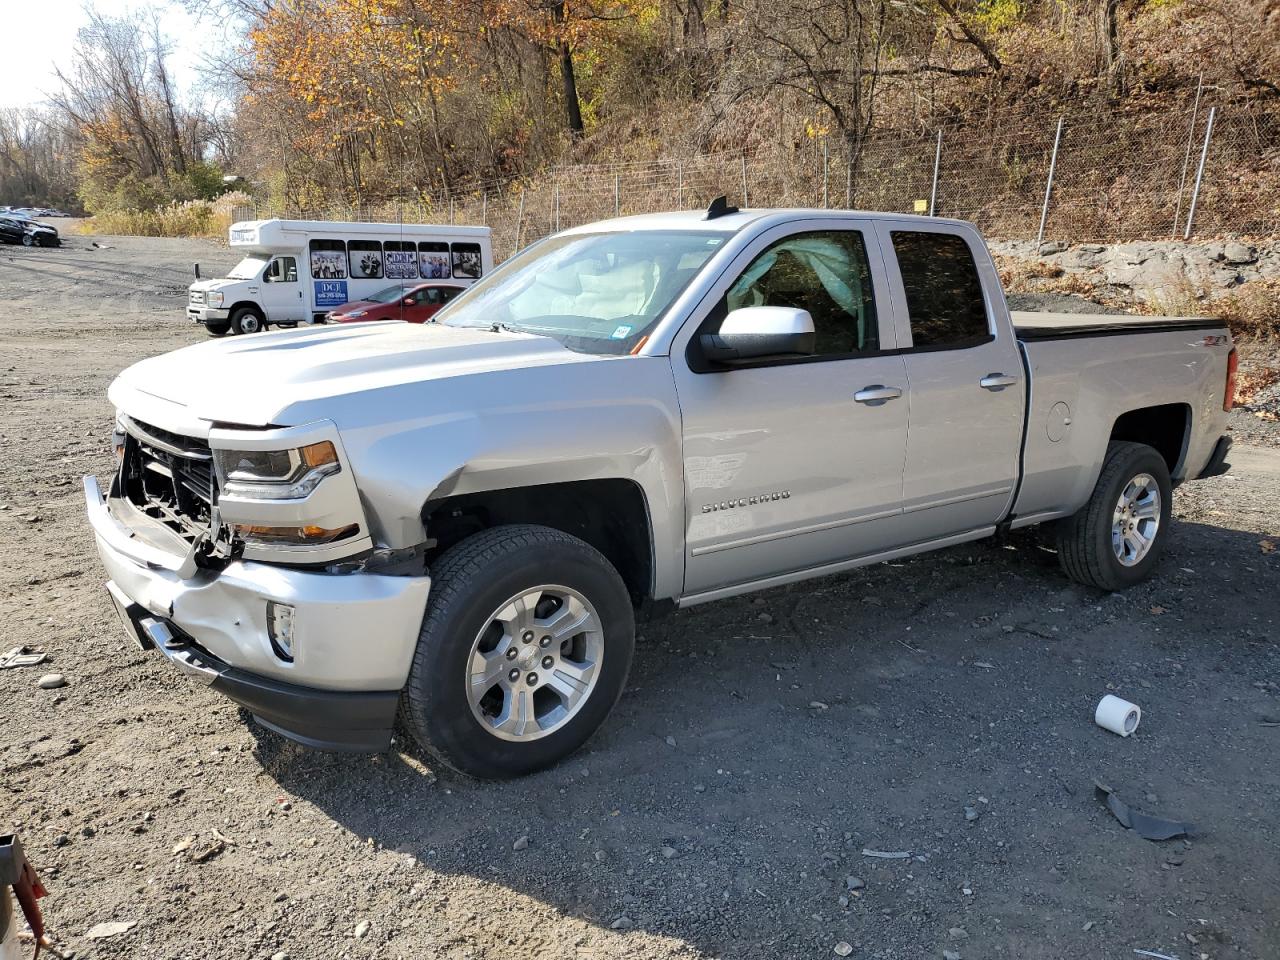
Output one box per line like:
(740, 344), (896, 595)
(85, 204), (1236, 779)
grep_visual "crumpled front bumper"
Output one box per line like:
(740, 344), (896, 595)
(84, 475), (431, 751)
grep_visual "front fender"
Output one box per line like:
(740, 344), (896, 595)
(327, 357), (687, 601)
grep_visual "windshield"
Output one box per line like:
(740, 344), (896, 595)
(436, 230), (727, 354)
(228, 256), (268, 280)
(366, 284), (414, 304)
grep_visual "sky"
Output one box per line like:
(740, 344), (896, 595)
(0, 0), (213, 109)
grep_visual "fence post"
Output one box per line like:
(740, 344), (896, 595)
(929, 129), (942, 216)
(554, 182), (561, 232)
(1183, 105), (1216, 240)
(822, 139), (830, 209)
(740, 155), (748, 207)
(1171, 75), (1204, 236)
(677, 160), (684, 209)
(449, 198), (455, 225)
(614, 171), (620, 216)
(482, 190), (487, 225)
(1036, 116), (1065, 248)
(515, 188), (525, 252)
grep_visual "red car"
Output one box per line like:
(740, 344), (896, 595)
(326, 283), (466, 324)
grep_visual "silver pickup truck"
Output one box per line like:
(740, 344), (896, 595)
(85, 205), (1236, 778)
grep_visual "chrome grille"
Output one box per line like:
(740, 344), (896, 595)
(189, 290), (205, 305)
(119, 416), (215, 542)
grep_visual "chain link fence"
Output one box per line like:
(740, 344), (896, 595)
(239, 102), (1280, 262)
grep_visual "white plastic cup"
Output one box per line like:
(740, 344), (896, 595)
(1095, 694), (1141, 737)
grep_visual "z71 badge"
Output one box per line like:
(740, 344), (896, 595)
(702, 491), (790, 513)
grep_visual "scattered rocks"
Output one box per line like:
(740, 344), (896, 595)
(943, 950), (963, 960)
(353, 920), (370, 939)
(660, 845), (677, 859)
(38, 673), (66, 689)
(949, 927), (969, 940)
(964, 806), (979, 822)
(845, 876), (866, 891)
(512, 835), (530, 851)
(610, 915), (634, 930)
(664, 735), (677, 748)
(189, 837), (225, 863)
(833, 941), (854, 957)
(272, 953), (290, 960)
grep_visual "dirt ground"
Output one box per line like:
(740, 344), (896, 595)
(2, 235), (1278, 960)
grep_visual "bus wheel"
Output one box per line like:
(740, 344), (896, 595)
(206, 321), (231, 337)
(230, 307), (265, 335)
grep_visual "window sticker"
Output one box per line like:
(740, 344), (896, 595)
(611, 324), (633, 339)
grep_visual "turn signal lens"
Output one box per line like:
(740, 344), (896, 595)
(300, 441), (338, 469)
(234, 523), (359, 545)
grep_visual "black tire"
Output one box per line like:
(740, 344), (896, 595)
(205, 321), (231, 337)
(1056, 441), (1173, 591)
(277, 321), (298, 328)
(229, 306), (265, 335)
(21, 234), (33, 247)
(399, 524), (635, 779)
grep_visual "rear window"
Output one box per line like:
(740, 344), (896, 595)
(451, 242), (483, 279)
(349, 239), (384, 279)
(419, 241), (450, 279)
(309, 239), (346, 279)
(890, 231), (989, 350)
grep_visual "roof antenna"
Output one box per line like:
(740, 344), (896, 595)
(704, 195), (739, 220)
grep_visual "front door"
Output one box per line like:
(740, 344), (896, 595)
(261, 256), (304, 323)
(875, 221), (1025, 542)
(672, 223), (910, 596)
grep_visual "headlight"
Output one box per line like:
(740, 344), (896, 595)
(207, 291), (224, 307)
(215, 441), (341, 500)
(344, 310), (367, 318)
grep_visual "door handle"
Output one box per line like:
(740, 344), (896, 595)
(853, 385), (904, 406)
(979, 373), (1019, 391)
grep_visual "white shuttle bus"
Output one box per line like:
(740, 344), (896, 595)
(187, 219), (494, 335)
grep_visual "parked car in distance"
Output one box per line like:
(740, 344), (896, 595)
(327, 282), (467, 324)
(0, 216), (59, 247)
(87, 203), (1235, 780)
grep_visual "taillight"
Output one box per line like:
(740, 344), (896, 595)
(1224, 347), (1238, 412)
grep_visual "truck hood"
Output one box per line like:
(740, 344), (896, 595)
(190, 278), (246, 293)
(110, 322), (604, 429)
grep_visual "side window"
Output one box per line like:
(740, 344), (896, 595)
(418, 241), (451, 279)
(451, 242), (483, 279)
(309, 239), (346, 279)
(890, 231), (990, 349)
(264, 257), (297, 283)
(440, 286), (461, 302)
(384, 241), (417, 279)
(424, 288), (443, 304)
(349, 240), (383, 279)
(722, 230), (880, 356)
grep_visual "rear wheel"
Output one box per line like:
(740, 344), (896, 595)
(205, 321), (231, 337)
(399, 524), (635, 779)
(1056, 441), (1173, 591)
(229, 307), (264, 335)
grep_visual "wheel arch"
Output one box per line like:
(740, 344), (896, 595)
(1109, 403), (1191, 482)
(421, 478), (657, 606)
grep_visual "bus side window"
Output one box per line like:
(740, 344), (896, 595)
(309, 239), (347, 279)
(451, 242), (483, 279)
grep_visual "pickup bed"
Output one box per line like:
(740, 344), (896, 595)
(85, 206), (1235, 778)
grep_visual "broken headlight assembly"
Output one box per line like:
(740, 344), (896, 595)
(215, 441), (341, 500)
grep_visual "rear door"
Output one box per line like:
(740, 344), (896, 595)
(671, 220), (911, 596)
(874, 221), (1025, 541)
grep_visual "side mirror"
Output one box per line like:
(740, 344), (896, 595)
(700, 306), (815, 363)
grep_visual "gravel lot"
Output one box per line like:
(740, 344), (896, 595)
(2, 235), (1278, 960)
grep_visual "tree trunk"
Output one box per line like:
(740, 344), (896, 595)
(1100, 0), (1125, 98)
(551, 2), (585, 138)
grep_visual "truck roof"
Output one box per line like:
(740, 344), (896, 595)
(229, 219), (491, 249)
(560, 208), (978, 235)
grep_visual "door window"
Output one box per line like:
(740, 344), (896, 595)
(309, 239), (347, 279)
(263, 257), (297, 283)
(721, 230), (880, 357)
(890, 231), (990, 349)
(384, 241), (418, 279)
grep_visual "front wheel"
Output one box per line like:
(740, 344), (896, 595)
(229, 307), (264, 335)
(399, 524), (635, 779)
(1056, 441), (1173, 591)
(205, 321), (231, 337)
(21, 234), (33, 247)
